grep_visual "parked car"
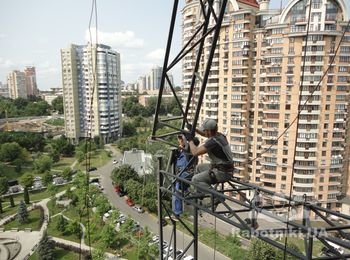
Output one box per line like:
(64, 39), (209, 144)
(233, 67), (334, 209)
(133, 205), (144, 213)
(183, 255), (194, 260)
(117, 214), (126, 224)
(114, 185), (126, 197)
(88, 167), (97, 172)
(113, 159), (118, 164)
(125, 197), (135, 207)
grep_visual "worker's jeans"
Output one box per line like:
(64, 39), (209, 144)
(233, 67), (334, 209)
(192, 163), (232, 192)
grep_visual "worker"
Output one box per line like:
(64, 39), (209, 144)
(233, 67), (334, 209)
(172, 135), (199, 217)
(184, 118), (234, 208)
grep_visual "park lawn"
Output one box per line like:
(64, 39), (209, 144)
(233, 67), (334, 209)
(0, 163), (32, 179)
(44, 118), (65, 126)
(52, 156), (76, 171)
(2, 208), (42, 231)
(275, 236), (324, 257)
(47, 215), (81, 243)
(77, 149), (111, 170)
(29, 247), (80, 260)
(4, 185), (69, 204)
(0, 205), (18, 220)
(47, 199), (66, 217)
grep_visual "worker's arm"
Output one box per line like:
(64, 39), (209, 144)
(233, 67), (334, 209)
(188, 141), (207, 156)
(195, 128), (205, 137)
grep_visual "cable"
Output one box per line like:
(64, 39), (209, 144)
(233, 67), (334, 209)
(247, 18), (350, 166)
(78, 0), (98, 259)
(283, 0), (313, 257)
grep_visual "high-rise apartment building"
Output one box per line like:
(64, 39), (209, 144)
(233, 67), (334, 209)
(7, 70), (27, 99)
(24, 66), (38, 96)
(182, 0), (350, 211)
(61, 43), (122, 144)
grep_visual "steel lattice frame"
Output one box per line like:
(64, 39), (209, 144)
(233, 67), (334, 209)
(151, 0), (350, 259)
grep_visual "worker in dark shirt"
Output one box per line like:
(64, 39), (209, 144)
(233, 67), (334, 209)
(184, 118), (234, 206)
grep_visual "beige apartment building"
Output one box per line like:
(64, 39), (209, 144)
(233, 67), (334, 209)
(24, 66), (38, 96)
(182, 0), (350, 211)
(61, 43), (122, 144)
(7, 70), (27, 99)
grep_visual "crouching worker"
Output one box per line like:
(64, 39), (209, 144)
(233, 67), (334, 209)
(184, 118), (234, 208)
(172, 134), (199, 217)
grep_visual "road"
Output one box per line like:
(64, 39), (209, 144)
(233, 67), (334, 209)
(97, 145), (230, 260)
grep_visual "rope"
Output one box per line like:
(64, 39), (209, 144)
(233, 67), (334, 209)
(78, 1), (99, 259)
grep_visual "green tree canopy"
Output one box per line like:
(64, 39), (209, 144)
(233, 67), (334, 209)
(111, 165), (139, 188)
(20, 173), (34, 188)
(0, 142), (25, 162)
(17, 200), (29, 224)
(33, 154), (53, 173)
(37, 232), (54, 260)
(0, 176), (9, 195)
(51, 96), (64, 114)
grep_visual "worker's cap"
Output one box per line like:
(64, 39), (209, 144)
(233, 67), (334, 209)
(199, 118), (217, 131)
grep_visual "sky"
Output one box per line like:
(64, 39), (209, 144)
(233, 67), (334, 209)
(0, 0), (349, 90)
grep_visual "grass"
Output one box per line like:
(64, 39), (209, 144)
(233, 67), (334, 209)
(29, 247), (80, 260)
(275, 236), (324, 256)
(77, 149), (111, 170)
(45, 118), (65, 126)
(52, 157), (76, 171)
(46, 214), (81, 243)
(2, 208), (42, 231)
(0, 185), (69, 220)
(0, 163), (32, 179)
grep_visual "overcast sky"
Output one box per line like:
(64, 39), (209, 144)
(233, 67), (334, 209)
(0, 0), (348, 90)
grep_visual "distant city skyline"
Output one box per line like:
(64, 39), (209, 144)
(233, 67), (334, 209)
(0, 0), (348, 90)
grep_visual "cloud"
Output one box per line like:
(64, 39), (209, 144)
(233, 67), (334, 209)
(0, 33), (7, 39)
(85, 28), (144, 49)
(146, 48), (165, 60)
(122, 62), (154, 82)
(0, 57), (14, 68)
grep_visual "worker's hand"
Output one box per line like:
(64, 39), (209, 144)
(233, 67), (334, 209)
(184, 132), (194, 142)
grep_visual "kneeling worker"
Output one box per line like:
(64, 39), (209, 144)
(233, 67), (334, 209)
(184, 118), (234, 207)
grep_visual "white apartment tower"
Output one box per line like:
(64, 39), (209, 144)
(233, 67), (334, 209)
(61, 43), (122, 144)
(7, 70), (27, 99)
(182, 0), (350, 211)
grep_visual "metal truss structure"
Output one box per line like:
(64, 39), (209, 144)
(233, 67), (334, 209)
(151, 0), (350, 259)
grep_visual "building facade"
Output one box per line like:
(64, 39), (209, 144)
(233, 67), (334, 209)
(182, 0), (350, 211)
(61, 43), (122, 144)
(24, 66), (38, 96)
(7, 70), (27, 99)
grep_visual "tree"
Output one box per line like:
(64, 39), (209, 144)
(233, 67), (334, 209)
(17, 200), (29, 224)
(37, 232), (54, 260)
(20, 173), (34, 204)
(56, 215), (68, 233)
(20, 173), (34, 188)
(75, 150), (85, 163)
(61, 167), (73, 181)
(67, 220), (81, 239)
(33, 155), (53, 173)
(42, 172), (53, 186)
(124, 179), (143, 202)
(0, 142), (24, 162)
(0, 176), (6, 213)
(100, 224), (117, 247)
(248, 239), (279, 260)
(51, 96), (64, 114)
(111, 165), (139, 187)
